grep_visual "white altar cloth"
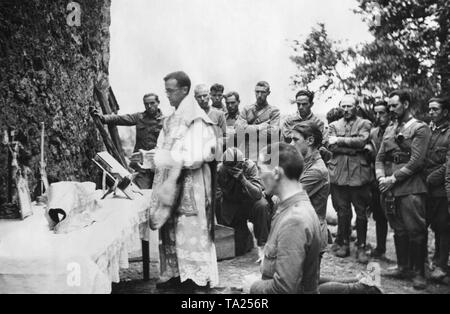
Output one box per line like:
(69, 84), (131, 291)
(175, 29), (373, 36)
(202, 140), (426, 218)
(0, 190), (152, 294)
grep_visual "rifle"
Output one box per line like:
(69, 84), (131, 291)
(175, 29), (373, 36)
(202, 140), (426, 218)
(40, 122), (49, 194)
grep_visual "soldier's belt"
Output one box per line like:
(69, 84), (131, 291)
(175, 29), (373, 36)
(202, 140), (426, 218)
(385, 152), (410, 164)
(332, 148), (365, 156)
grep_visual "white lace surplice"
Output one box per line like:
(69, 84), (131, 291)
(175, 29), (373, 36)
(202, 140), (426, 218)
(151, 100), (219, 287)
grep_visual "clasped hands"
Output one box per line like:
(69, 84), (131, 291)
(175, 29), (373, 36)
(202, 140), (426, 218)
(378, 175), (397, 193)
(223, 161), (244, 180)
(226, 167), (244, 180)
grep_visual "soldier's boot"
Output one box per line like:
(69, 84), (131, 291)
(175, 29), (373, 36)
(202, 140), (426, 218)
(371, 247), (386, 259)
(334, 214), (345, 250)
(411, 239), (427, 290)
(412, 273), (427, 290)
(357, 246), (369, 264)
(372, 218), (388, 258)
(356, 218), (369, 264)
(332, 214), (347, 253)
(429, 232), (449, 281)
(331, 240), (341, 253)
(335, 242), (350, 258)
(430, 267), (447, 281)
(435, 231), (450, 279)
(336, 213), (351, 258)
(319, 272), (383, 294)
(382, 235), (412, 279)
(319, 281), (383, 294)
(347, 282), (383, 294)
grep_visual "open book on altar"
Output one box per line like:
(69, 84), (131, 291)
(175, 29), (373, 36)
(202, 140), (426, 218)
(92, 152), (142, 200)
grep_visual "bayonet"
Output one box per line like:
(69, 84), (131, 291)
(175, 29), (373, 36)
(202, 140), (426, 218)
(40, 122), (49, 194)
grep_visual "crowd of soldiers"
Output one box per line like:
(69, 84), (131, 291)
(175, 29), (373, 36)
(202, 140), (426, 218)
(91, 81), (450, 292)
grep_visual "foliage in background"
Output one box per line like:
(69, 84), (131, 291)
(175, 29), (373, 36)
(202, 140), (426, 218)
(354, 0), (450, 112)
(290, 0), (450, 116)
(289, 23), (359, 101)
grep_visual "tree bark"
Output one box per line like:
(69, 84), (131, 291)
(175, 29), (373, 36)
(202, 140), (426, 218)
(0, 0), (112, 209)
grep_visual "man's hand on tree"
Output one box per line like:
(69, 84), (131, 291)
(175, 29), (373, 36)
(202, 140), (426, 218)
(89, 107), (105, 123)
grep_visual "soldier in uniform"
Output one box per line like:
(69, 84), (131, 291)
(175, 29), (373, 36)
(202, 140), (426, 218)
(367, 100), (390, 259)
(376, 90), (431, 290)
(235, 81), (280, 161)
(90, 93), (163, 189)
(216, 147), (271, 259)
(194, 84), (227, 137)
(425, 97), (450, 281)
(210, 83), (227, 112)
(282, 90), (331, 163)
(223, 91), (242, 149)
(289, 121), (330, 268)
(244, 143), (322, 294)
(224, 91), (241, 128)
(281, 90), (325, 140)
(327, 95), (372, 263)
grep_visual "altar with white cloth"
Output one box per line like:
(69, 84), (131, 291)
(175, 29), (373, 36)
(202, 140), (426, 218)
(0, 189), (152, 294)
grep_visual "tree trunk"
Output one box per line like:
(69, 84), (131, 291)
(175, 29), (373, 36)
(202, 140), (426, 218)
(0, 0), (112, 207)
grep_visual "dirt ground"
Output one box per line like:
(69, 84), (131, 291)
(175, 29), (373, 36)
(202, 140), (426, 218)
(112, 220), (450, 294)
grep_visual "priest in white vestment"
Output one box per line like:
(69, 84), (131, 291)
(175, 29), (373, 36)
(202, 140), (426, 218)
(148, 71), (219, 289)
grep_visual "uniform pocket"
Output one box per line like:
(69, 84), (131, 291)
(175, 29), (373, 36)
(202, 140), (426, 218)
(328, 159), (338, 170)
(327, 159), (338, 179)
(435, 146), (448, 164)
(136, 124), (147, 136)
(360, 158), (369, 167)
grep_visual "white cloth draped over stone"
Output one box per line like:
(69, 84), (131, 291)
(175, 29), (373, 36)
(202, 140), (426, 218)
(150, 98), (219, 287)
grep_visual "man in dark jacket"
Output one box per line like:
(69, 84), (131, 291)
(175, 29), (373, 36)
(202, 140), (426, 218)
(425, 96), (450, 281)
(289, 121), (330, 261)
(281, 90), (325, 140)
(217, 147), (271, 258)
(327, 95), (372, 263)
(376, 90), (431, 290)
(90, 93), (163, 188)
(282, 90), (331, 162)
(368, 100), (390, 259)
